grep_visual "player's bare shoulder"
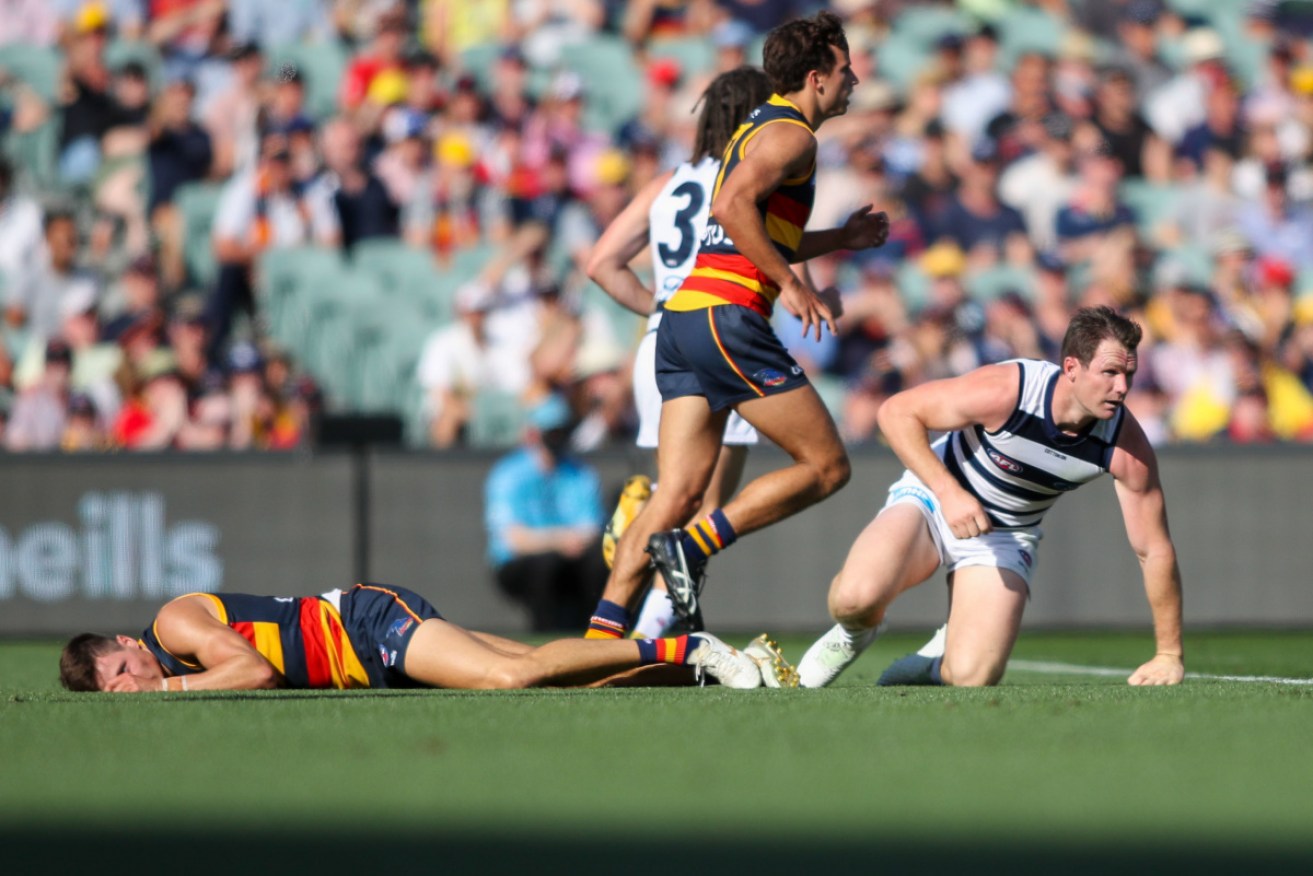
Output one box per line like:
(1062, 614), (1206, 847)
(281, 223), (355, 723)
(1109, 407), (1160, 491)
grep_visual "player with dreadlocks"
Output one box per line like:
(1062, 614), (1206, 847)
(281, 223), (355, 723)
(586, 66), (774, 644)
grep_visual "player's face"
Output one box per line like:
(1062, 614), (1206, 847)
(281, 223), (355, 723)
(94, 639), (164, 690)
(1071, 340), (1136, 419)
(817, 44), (858, 118)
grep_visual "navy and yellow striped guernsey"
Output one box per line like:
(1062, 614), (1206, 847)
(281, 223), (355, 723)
(936, 359), (1126, 530)
(664, 94), (816, 318)
(139, 584), (443, 689)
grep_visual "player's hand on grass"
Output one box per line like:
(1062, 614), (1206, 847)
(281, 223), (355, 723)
(103, 672), (159, 693)
(780, 275), (836, 341)
(1128, 653), (1184, 686)
(941, 485), (992, 540)
(838, 205), (890, 251)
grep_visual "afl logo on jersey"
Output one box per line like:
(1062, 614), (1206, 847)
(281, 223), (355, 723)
(987, 449), (1023, 474)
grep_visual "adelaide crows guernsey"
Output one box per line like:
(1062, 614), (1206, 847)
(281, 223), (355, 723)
(936, 359), (1125, 530)
(664, 94), (816, 318)
(140, 591), (371, 689)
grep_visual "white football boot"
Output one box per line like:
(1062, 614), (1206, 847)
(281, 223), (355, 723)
(797, 624), (879, 688)
(877, 624), (948, 686)
(742, 634), (800, 689)
(687, 633), (763, 689)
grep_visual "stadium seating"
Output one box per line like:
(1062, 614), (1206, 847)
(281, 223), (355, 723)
(0, 44), (61, 103)
(468, 389), (526, 448)
(557, 35), (642, 134)
(174, 180), (225, 288)
(647, 36), (716, 79)
(264, 42), (349, 120)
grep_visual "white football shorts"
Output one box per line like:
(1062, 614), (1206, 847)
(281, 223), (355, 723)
(633, 319), (758, 450)
(881, 469), (1041, 587)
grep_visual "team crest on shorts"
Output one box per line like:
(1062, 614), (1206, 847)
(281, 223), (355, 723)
(753, 368), (788, 387)
(389, 617), (415, 638)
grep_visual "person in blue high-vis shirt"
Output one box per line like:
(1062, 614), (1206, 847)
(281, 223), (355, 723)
(485, 395), (608, 630)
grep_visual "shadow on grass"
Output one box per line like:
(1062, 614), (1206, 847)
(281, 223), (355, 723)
(5, 829), (1310, 876)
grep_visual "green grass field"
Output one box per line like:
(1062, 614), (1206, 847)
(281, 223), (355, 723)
(3, 630), (1311, 875)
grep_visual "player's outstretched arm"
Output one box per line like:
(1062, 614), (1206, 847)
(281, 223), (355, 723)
(877, 364), (1020, 540)
(586, 169), (672, 316)
(153, 595), (283, 691)
(1111, 414), (1185, 686)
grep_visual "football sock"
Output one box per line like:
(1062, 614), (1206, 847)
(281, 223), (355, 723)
(631, 589), (675, 640)
(680, 509), (737, 565)
(636, 635), (691, 665)
(928, 656), (944, 685)
(585, 599), (630, 639)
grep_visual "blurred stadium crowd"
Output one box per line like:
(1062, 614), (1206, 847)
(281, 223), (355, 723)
(3, 0), (1313, 453)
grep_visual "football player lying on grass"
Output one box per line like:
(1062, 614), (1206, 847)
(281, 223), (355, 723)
(59, 583), (798, 693)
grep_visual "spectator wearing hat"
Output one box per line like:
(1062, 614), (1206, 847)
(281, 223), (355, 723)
(616, 57), (683, 154)
(375, 107), (433, 205)
(710, 18), (753, 73)
(928, 138), (1027, 263)
(1237, 163), (1313, 269)
(56, 3), (116, 185)
(416, 280), (530, 448)
(262, 63), (314, 146)
(402, 130), (486, 256)
(340, 8), (409, 112)
(1000, 112), (1079, 254)
(483, 393), (607, 631)
(1145, 27), (1228, 145)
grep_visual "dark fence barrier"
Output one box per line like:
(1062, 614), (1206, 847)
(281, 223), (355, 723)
(2, 446), (1310, 635)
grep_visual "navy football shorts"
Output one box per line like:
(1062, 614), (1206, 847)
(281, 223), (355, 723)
(340, 583), (444, 688)
(655, 305), (808, 411)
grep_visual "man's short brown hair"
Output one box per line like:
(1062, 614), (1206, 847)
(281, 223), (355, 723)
(762, 11), (849, 95)
(59, 633), (118, 692)
(1060, 306), (1143, 365)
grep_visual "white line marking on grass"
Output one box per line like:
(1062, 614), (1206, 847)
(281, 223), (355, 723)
(1009, 659), (1313, 686)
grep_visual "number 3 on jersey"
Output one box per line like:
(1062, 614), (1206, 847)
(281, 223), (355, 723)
(657, 180), (705, 268)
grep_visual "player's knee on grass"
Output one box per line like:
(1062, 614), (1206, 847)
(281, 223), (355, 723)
(939, 652), (1006, 687)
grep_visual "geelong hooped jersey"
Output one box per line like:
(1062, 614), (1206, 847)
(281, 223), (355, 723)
(665, 94), (816, 318)
(648, 156), (720, 328)
(140, 591), (371, 689)
(937, 359), (1125, 529)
